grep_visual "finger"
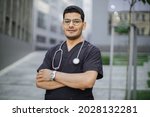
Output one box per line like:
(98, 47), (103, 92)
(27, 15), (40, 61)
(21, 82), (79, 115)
(36, 74), (44, 81)
(37, 78), (44, 82)
(36, 74), (43, 79)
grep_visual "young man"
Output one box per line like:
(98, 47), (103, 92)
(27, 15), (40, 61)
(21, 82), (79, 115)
(36, 5), (103, 100)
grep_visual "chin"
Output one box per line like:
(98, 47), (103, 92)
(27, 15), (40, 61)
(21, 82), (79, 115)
(66, 35), (80, 40)
(66, 33), (82, 40)
(67, 37), (78, 40)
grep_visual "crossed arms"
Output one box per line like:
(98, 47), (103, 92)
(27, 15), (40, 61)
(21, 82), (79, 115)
(36, 69), (98, 90)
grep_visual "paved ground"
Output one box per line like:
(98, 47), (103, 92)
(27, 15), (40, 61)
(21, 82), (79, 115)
(0, 51), (149, 100)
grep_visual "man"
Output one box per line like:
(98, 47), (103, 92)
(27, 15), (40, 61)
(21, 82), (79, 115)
(36, 5), (103, 100)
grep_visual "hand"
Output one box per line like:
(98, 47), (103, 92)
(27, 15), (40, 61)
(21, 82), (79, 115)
(36, 69), (51, 82)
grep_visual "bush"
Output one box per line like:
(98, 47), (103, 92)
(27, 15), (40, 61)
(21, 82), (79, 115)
(102, 54), (148, 66)
(147, 80), (150, 88)
(115, 21), (129, 34)
(102, 56), (109, 65)
(130, 90), (150, 100)
(148, 72), (150, 78)
(115, 26), (129, 34)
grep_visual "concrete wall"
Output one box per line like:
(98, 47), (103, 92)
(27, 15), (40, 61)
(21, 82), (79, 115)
(0, 34), (32, 70)
(91, 0), (109, 46)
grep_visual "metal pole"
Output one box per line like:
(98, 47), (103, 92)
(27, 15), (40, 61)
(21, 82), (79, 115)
(127, 24), (134, 100)
(132, 25), (137, 99)
(108, 25), (114, 100)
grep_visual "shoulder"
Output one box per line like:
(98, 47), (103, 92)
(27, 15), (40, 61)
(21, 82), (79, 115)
(84, 41), (101, 53)
(45, 44), (60, 57)
(47, 44), (60, 53)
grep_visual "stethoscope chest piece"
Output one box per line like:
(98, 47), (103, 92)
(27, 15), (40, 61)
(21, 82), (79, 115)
(52, 41), (84, 69)
(73, 58), (80, 64)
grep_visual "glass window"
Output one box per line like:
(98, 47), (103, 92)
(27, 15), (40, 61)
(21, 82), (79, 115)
(49, 38), (56, 44)
(11, 21), (16, 37)
(5, 0), (11, 16)
(141, 28), (145, 35)
(136, 13), (139, 20)
(37, 11), (46, 29)
(142, 14), (145, 21)
(50, 24), (57, 32)
(17, 25), (20, 39)
(36, 35), (46, 43)
(137, 28), (140, 35)
(5, 16), (10, 35)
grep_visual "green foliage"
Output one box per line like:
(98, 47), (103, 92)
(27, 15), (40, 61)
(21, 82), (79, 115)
(148, 72), (150, 78)
(102, 54), (148, 66)
(115, 26), (129, 34)
(102, 56), (109, 65)
(137, 54), (149, 65)
(139, 0), (150, 4)
(130, 90), (150, 100)
(147, 80), (150, 87)
(115, 21), (129, 34)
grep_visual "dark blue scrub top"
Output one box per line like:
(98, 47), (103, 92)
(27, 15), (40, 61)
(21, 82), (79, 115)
(37, 41), (103, 100)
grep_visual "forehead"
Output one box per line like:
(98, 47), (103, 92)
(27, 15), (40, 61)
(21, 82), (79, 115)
(64, 12), (81, 19)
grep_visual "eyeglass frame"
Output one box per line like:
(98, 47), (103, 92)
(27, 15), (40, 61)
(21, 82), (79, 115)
(63, 19), (83, 26)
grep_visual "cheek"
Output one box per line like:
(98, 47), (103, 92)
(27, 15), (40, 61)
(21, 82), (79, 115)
(78, 27), (84, 32)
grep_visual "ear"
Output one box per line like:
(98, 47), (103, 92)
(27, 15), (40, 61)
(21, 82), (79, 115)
(82, 22), (86, 30)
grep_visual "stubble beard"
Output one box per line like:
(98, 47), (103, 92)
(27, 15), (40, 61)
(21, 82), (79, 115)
(66, 32), (82, 40)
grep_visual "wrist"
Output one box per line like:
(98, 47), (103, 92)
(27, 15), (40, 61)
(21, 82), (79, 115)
(50, 71), (56, 81)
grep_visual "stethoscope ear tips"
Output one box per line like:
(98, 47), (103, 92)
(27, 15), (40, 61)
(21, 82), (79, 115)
(73, 58), (80, 64)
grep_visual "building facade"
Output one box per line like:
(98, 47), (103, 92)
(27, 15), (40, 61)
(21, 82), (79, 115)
(0, 0), (33, 70)
(109, 11), (150, 36)
(92, 0), (150, 52)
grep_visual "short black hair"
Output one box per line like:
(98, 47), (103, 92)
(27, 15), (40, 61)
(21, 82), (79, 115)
(63, 5), (85, 22)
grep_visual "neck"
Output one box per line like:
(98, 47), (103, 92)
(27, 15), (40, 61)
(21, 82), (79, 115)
(67, 36), (83, 45)
(66, 36), (84, 51)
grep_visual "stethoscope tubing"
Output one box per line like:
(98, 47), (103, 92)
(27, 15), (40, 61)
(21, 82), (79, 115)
(52, 41), (84, 70)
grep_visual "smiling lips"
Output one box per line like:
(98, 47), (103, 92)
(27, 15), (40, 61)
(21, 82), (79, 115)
(67, 30), (76, 33)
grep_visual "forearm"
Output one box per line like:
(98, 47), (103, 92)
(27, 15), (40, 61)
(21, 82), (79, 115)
(37, 69), (97, 90)
(55, 71), (97, 90)
(36, 80), (65, 90)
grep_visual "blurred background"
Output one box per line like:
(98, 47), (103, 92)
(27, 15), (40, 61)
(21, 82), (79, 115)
(0, 0), (150, 100)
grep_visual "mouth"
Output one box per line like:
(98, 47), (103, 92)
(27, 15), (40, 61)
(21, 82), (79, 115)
(67, 30), (77, 33)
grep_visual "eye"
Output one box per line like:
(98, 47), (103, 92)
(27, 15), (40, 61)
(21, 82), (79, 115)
(64, 20), (71, 24)
(74, 20), (81, 23)
(72, 20), (82, 25)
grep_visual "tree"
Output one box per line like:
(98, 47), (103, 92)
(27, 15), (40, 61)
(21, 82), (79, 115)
(139, 0), (150, 4)
(126, 0), (150, 100)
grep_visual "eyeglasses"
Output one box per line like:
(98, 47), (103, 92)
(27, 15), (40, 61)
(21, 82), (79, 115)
(63, 19), (82, 26)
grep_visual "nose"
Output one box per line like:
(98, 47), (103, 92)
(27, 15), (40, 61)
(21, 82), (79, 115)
(68, 21), (74, 27)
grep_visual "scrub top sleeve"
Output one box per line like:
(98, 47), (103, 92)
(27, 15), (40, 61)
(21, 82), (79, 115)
(83, 47), (103, 79)
(37, 50), (51, 72)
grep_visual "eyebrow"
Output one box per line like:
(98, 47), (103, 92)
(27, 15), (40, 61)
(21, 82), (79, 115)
(64, 18), (81, 20)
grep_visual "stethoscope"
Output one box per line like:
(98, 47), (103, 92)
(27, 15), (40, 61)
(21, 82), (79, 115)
(52, 41), (85, 70)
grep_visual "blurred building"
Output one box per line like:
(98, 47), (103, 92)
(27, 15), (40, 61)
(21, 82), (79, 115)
(0, 0), (33, 70)
(1, 0), (149, 70)
(117, 11), (150, 36)
(33, 0), (83, 50)
(92, 0), (150, 52)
